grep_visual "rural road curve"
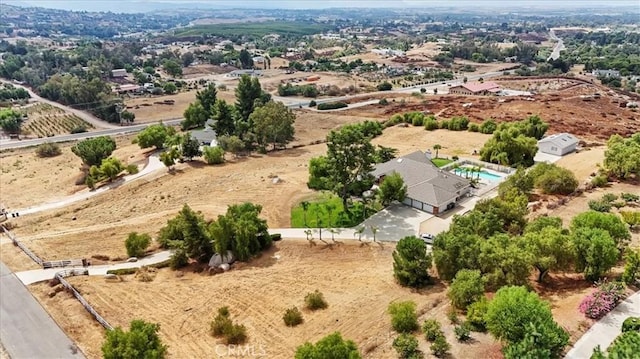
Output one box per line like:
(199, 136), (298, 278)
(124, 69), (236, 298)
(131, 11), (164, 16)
(0, 262), (85, 359)
(564, 291), (640, 358)
(1, 80), (120, 130)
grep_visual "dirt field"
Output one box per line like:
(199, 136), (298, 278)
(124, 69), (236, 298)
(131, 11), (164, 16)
(342, 78), (640, 141)
(125, 90), (237, 123)
(31, 240), (500, 359)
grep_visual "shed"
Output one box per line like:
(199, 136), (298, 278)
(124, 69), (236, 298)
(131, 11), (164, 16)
(537, 133), (579, 156)
(208, 251), (235, 268)
(111, 69), (127, 78)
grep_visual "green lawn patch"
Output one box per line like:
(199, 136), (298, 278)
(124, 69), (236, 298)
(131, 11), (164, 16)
(431, 158), (453, 167)
(291, 194), (378, 228)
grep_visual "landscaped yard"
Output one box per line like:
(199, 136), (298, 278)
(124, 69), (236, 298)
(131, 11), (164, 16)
(290, 194), (380, 228)
(431, 158), (453, 167)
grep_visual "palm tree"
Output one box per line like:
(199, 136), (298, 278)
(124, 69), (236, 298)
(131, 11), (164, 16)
(328, 228), (339, 242)
(301, 201), (309, 227)
(433, 144), (442, 159)
(354, 226), (365, 242)
(370, 225), (379, 242)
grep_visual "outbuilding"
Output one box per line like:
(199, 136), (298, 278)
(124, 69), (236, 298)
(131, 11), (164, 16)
(537, 133), (579, 156)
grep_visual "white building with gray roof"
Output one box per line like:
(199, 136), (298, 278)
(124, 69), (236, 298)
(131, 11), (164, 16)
(371, 151), (471, 215)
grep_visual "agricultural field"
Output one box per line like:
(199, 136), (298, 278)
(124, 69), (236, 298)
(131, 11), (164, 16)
(21, 103), (94, 138)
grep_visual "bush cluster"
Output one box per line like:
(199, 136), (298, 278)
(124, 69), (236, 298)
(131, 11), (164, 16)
(210, 306), (247, 344)
(377, 82), (393, 91)
(283, 307), (304, 327)
(466, 297), (489, 332)
(317, 102), (348, 110)
(392, 333), (422, 359)
(304, 290), (328, 311)
(422, 319), (444, 341)
(454, 323), (472, 342)
(622, 317), (640, 332)
(35, 142), (62, 157)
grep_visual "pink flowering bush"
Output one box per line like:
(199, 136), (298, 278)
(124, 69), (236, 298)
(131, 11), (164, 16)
(578, 281), (625, 319)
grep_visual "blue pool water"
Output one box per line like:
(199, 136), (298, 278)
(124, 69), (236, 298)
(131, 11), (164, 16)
(453, 168), (502, 181)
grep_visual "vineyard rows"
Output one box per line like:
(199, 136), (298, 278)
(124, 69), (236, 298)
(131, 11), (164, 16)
(23, 112), (94, 138)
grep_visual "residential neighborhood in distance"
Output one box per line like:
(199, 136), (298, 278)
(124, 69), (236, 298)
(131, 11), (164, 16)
(0, 1), (639, 358)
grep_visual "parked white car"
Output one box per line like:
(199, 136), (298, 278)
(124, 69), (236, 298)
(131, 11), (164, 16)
(419, 233), (435, 245)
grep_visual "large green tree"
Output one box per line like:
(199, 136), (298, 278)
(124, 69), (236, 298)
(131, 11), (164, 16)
(448, 269), (485, 311)
(0, 108), (24, 134)
(324, 124), (376, 211)
(181, 101), (208, 130)
(480, 126), (539, 167)
(479, 234), (533, 289)
(162, 60), (182, 77)
(211, 99), (236, 136)
(158, 204), (212, 264)
(393, 236), (433, 288)
(135, 124), (175, 149)
(603, 133), (640, 179)
(572, 227), (619, 281)
(378, 171), (407, 206)
(102, 320), (167, 359)
(570, 211), (631, 249)
(207, 202), (270, 261)
(295, 332), (361, 359)
(433, 231), (482, 281)
(235, 75), (269, 122)
(520, 226), (574, 282)
(72, 136), (116, 167)
(486, 286), (568, 358)
(249, 101), (296, 150)
(196, 84), (217, 118)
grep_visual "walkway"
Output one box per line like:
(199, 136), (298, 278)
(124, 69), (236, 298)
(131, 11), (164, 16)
(0, 262), (85, 359)
(565, 291), (640, 358)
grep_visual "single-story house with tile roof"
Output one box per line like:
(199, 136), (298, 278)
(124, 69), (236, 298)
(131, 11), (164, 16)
(372, 151), (471, 214)
(449, 81), (501, 96)
(537, 133), (579, 156)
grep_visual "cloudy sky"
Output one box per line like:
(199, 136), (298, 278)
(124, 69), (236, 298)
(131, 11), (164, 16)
(7, 0), (639, 12)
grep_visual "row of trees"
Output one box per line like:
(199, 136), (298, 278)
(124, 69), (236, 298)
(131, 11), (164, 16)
(157, 203), (271, 267)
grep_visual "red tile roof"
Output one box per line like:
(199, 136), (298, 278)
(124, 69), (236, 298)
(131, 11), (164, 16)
(462, 81), (500, 93)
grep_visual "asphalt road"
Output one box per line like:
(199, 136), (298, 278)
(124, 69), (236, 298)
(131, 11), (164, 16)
(0, 262), (86, 359)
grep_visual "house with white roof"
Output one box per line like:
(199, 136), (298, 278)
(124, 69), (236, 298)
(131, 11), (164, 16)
(537, 133), (579, 156)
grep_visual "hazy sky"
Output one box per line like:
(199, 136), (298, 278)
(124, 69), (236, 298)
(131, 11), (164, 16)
(8, 0), (640, 11)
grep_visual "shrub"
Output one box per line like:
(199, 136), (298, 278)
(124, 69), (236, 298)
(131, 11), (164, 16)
(225, 323), (247, 344)
(602, 193), (618, 203)
(439, 120), (450, 129)
(317, 102), (348, 110)
(283, 307), (304, 327)
(203, 146), (225, 165)
(309, 100), (317, 107)
(420, 87), (427, 93)
(126, 164), (139, 174)
(393, 236), (433, 288)
(422, 319), (444, 341)
(622, 249), (640, 285)
(621, 193), (640, 202)
(35, 142), (61, 157)
(534, 165), (579, 195)
(392, 333), (422, 359)
(377, 82), (393, 91)
(448, 269), (485, 311)
(430, 335), (450, 358)
(447, 309), (459, 324)
(388, 301), (419, 333)
(211, 307), (232, 337)
(412, 116), (424, 127)
(70, 126), (87, 134)
(169, 247), (189, 269)
(125, 232), (151, 258)
(468, 123), (480, 132)
(448, 116), (470, 131)
(589, 200), (612, 213)
(591, 175), (608, 187)
(480, 120), (498, 134)
(454, 323), (472, 342)
(305, 290), (328, 310)
(295, 332), (361, 358)
(622, 317), (640, 332)
(466, 297), (489, 332)
(379, 98), (388, 105)
(424, 118), (439, 131)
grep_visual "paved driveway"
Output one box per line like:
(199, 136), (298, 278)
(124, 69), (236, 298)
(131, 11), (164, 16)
(0, 262), (85, 359)
(360, 203), (432, 241)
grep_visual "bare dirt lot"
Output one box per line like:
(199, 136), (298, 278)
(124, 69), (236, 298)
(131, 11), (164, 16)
(342, 78), (640, 141)
(125, 90), (237, 123)
(30, 240), (493, 359)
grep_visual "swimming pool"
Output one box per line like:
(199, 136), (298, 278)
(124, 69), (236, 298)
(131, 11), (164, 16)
(452, 167), (503, 181)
